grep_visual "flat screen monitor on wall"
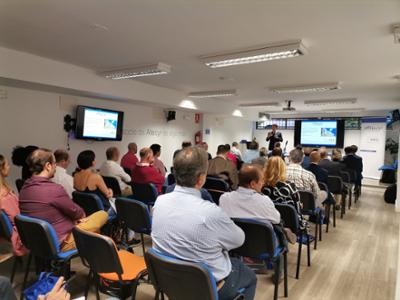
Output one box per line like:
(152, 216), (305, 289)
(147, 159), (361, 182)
(75, 105), (124, 141)
(294, 120), (345, 148)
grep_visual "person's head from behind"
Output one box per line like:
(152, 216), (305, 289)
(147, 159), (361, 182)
(11, 145), (38, 167)
(264, 156), (286, 187)
(271, 124), (278, 132)
(274, 142), (281, 148)
(351, 145), (358, 153)
(27, 149), (56, 178)
(217, 144), (229, 156)
(232, 142), (239, 148)
(344, 146), (353, 155)
(309, 150), (321, 164)
(319, 148), (328, 160)
(77, 150), (96, 170)
(201, 142), (209, 151)
(332, 149), (342, 161)
(225, 144), (231, 151)
(259, 147), (267, 157)
(239, 164), (264, 193)
(139, 147), (154, 164)
(182, 141), (192, 149)
(248, 141), (259, 150)
(0, 154), (11, 190)
(289, 148), (304, 165)
(173, 147), (208, 189)
(303, 147), (312, 156)
(54, 149), (70, 169)
(106, 147), (120, 162)
(150, 144), (162, 158)
(128, 142), (137, 154)
(271, 147), (282, 157)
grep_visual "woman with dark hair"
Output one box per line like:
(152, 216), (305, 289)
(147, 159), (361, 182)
(11, 145), (38, 180)
(0, 154), (27, 256)
(73, 150), (113, 209)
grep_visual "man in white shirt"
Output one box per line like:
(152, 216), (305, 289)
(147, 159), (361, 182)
(100, 147), (132, 196)
(220, 164), (281, 225)
(152, 147), (257, 300)
(51, 149), (74, 198)
(231, 142), (243, 160)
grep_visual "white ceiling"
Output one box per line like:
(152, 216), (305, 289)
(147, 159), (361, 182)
(0, 0), (399, 117)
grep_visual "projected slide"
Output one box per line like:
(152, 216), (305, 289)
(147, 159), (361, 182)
(83, 108), (119, 138)
(300, 120), (337, 146)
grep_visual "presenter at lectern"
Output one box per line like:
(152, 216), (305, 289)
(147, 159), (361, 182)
(266, 124), (283, 151)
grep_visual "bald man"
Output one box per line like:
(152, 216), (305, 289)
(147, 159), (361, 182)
(121, 142), (138, 171)
(306, 150), (329, 185)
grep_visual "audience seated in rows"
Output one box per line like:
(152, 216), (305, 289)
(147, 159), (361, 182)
(231, 141), (243, 161)
(0, 155), (27, 256)
(151, 146), (257, 300)
(11, 145), (38, 180)
(51, 149), (75, 198)
(207, 145), (238, 190)
(74, 150), (113, 209)
(243, 141), (259, 164)
(120, 142), (138, 172)
(173, 141), (192, 160)
(150, 144), (167, 177)
(251, 146), (268, 168)
(286, 149), (327, 207)
(131, 147), (165, 194)
(220, 164), (280, 225)
(269, 146), (284, 159)
(100, 147), (132, 196)
(343, 145), (363, 186)
(19, 149), (108, 252)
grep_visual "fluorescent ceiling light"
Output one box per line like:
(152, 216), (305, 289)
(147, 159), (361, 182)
(200, 40), (306, 68)
(270, 82), (340, 94)
(239, 102), (280, 107)
(99, 63), (171, 79)
(188, 89), (237, 98)
(325, 108), (365, 112)
(232, 109), (243, 117)
(179, 100), (197, 110)
(258, 112), (270, 121)
(304, 98), (357, 106)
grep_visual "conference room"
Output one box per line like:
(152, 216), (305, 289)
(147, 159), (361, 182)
(0, 1), (399, 300)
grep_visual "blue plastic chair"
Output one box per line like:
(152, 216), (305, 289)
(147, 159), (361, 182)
(165, 184), (215, 203)
(131, 182), (158, 210)
(203, 177), (230, 205)
(14, 214), (78, 295)
(145, 248), (244, 300)
(230, 218), (288, 300)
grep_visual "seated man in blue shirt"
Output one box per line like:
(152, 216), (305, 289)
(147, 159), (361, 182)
(152, 147), (257, 300)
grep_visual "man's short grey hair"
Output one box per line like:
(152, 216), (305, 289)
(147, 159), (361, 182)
(173, 147), (208, 187)
(289, 148), (304, 164)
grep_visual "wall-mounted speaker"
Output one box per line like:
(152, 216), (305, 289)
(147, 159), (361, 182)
(166, 110), (176, 122)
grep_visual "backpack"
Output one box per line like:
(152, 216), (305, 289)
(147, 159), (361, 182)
(384, 184), (397, 204)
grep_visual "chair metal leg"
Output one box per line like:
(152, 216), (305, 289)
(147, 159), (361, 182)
(155, 290), (160, 300)
(306, 234), (311, 267)
(21, 253), (32, 300)
(161, 292), (165, 300)
(325, 205), (330, 233)
(10, 256), (21, 284)
(333, 204), (336, 227)
(348, 188), (352, 209)
(273, 255), (280, 300)
(141, 233), (146, 256)
(130, 279), (139, 300)
(283, 252), (288, 298)
(314, 216), (318, 250)
(319, 219), (322, 241)
(340, 194), (344, 219)
(296, 233), (302, 279)
(84, 270), (92, 299)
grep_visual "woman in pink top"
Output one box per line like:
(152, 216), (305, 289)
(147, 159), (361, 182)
(0, 154), (27, 256)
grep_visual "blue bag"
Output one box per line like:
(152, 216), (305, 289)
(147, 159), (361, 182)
(23, 272), (60, 300)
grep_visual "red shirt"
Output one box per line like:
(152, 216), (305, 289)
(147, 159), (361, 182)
(131, 164), (165, 194)
(226, 152), (238, 167)
(19, 176), (85, 243)
(121, 152), (139, 171)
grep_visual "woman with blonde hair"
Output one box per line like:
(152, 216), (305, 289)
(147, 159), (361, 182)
(263, 156), (306, 228)
(0, 154), (27, 256)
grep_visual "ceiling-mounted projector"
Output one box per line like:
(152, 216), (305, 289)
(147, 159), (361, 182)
(282, 100), (296, 111)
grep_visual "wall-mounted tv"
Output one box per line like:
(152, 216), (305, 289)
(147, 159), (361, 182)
(294, 119), (345, 148)
(75, 105), (124, 141)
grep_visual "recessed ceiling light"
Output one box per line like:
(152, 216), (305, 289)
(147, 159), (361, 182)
(179, 100), (197, 110)
(304, 98), (357, 106)
(200, 40), (307, 68)
(239, 102), (280, 107)
(232, 109), (243, 117)
(325, 107), (365, 112)
(270, 82), (341, 94)
(99, 63), (171, 79)
(188, 89), (237, 98)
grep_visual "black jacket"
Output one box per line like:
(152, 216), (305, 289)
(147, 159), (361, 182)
(266, 131), (283, 150)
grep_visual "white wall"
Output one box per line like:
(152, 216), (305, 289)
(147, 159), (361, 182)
(0, 86), (201, 189)
(202, 115), (253, 156)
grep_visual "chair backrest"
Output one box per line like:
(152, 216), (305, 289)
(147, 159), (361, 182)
(15, 179), (25, 193)
(344, 168), (357, 182)
(123, 167), (132, 175)
(14, 214), (59, 258)
(203, 177), (230, 192)
(131, 183), (158, 205)
(167, 173), (176, 186)
(230, 218), (276, 258)
(339, 171), (351, 184)
(145, 248), (218, 300)
(102, 176), (122, 197)
(298, 190), (316, 213)
(274, 204), (299, 234)
(115, 197), (151, 234)
(72, 191), (104, 216)
(0, 210), (13, 240)
(72, 226), (123, 275)
(318, 181), (328, 192)
(327, 176), (343, 194)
